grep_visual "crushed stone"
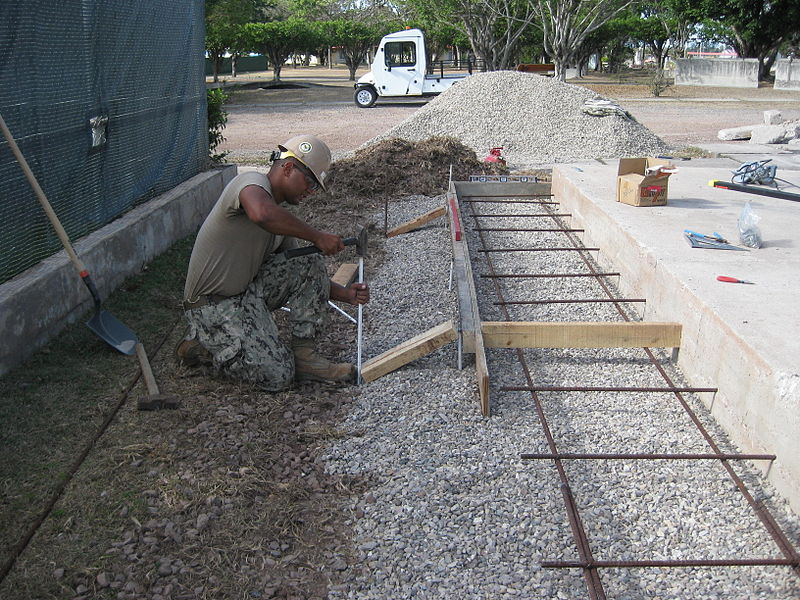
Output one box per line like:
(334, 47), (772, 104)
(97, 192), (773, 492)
(321, 193), (800, 599)
(362, 71), (672, 168)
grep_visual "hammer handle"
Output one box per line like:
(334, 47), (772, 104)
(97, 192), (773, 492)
(284, 236), (357, 258)
(135, 342), (160, 396)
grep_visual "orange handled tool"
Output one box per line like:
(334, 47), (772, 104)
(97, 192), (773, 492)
(717, 275), (755, 285)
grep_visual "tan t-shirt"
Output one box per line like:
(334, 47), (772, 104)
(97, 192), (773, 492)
(184, 171), (292, 301)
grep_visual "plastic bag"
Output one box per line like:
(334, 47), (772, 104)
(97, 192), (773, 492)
(737, 201), (762, 248)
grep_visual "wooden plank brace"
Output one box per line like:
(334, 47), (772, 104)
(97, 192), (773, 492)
(361, 321), (458, 383)
(386, 205), (447, 238)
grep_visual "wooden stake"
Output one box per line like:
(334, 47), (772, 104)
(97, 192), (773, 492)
(332, 263), (358, 287)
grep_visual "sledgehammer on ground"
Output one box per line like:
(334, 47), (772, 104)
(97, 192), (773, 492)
(284, 226), (368, 259)
(135, 343), (180, 410)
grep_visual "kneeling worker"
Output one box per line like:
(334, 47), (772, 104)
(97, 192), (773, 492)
(177, 134), (369, 389)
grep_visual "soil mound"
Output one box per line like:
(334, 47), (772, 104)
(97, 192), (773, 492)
(324, 136), (507, 204)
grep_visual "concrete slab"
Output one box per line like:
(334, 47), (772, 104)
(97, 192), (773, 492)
(697, 143), (800, 172)
(0, 165), (237, 376)
(551, 158), (800, 514)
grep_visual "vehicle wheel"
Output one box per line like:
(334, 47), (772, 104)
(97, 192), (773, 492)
(354, 86), (377, 108)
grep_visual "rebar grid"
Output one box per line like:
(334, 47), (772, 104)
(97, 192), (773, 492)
(461, 189), (800, 599)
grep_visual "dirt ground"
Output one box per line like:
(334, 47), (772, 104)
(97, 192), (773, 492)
(3, 66), (800, 600)
(216, 66), (800, 160)
(0, 136), (504, 600)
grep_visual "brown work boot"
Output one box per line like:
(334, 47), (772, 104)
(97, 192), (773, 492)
(292, 337), (355, 384)
(175, 338), (213, 367)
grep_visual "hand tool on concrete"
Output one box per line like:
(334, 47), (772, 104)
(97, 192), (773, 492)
(135, 343), (180, 410)
(0, 112), (138, 355)
(284, 226), (368, 258)
(710, 179), (800, 203)
(684, 232), (748, 251)
(717, 275), (755, 285)
(684, 229), (727, 244)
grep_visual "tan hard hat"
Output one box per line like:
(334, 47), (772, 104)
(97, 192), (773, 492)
(278, 134), (332, 190)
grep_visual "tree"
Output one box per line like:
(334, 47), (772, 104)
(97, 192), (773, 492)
(529, 0), (636, 80)
(321, 20), (388, 80)
(205, 0), (261, 82)
(676, 0), (800, 80)
(403, 0), (538, 71)
(572, 13), (634, 75)
(241, 19), (316, 81)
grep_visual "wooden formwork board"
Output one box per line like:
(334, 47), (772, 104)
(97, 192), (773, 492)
(453, 180), (553, 198)
(448, 184), (490, 415)
(481, 321), (682, 349)
(448, 188), (478, 352)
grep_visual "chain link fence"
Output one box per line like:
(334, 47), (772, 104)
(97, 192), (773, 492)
(0, 0), (207, 284)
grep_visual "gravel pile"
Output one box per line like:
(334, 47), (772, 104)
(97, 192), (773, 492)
(364, 71), (671, 168)
(322, 194), (800, 599)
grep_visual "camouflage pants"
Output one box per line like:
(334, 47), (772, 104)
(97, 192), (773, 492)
(185, 253), (329, 391)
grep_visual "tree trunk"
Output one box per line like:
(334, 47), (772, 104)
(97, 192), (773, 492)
(554, 61), (567, 81)
(760, 48), (780, 81)
(212, 52), (222, 83)
(269, 50), (284, 82)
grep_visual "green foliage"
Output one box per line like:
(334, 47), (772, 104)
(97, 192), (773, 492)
(241, 19), (320, 80)
(205, 0), (262, 81)
(321, 19), (391, 80)
(207, 88), (229, 162)
(672, 0), (800, 79)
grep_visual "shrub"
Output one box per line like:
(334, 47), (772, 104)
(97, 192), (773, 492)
(207, 88), (229, 162)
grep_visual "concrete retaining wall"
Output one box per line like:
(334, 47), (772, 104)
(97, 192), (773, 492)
(775, 59), (800, 90)
(0, 165), (237, 377)
(675, 58), (759, 88)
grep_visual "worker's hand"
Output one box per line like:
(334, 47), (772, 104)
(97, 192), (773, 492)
(347, 283), (370, 305)
(314, 232), (344, 256)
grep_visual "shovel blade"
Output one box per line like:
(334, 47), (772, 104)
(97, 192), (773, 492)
(86, 309), (138, 355)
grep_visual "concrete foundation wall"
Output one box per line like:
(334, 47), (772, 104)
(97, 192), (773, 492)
(0, 165), (237, 377)
(775, 59), (800, 90)
(675, 58), (759, 88)
(551, 166), (800, 515)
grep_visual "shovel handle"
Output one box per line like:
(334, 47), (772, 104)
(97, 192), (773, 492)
(0, 112), (89, 277)
(284, 236), (357, 258)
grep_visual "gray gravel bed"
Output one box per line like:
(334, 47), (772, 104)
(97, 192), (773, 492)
(362, 71), (671, 169)
(323, 193), (800, 599)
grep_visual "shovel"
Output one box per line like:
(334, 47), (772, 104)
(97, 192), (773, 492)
(0, 112), (138, 355)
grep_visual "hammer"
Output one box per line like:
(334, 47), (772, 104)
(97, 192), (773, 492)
(284, 226), (368, 259)
(284, 227), (369, 383)
(135, 343), (180, 410)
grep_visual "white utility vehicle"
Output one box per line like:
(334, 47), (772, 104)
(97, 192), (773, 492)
(354, 29), (476, 108)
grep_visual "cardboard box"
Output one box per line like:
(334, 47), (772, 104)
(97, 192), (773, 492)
(616, 157), (674, 206)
